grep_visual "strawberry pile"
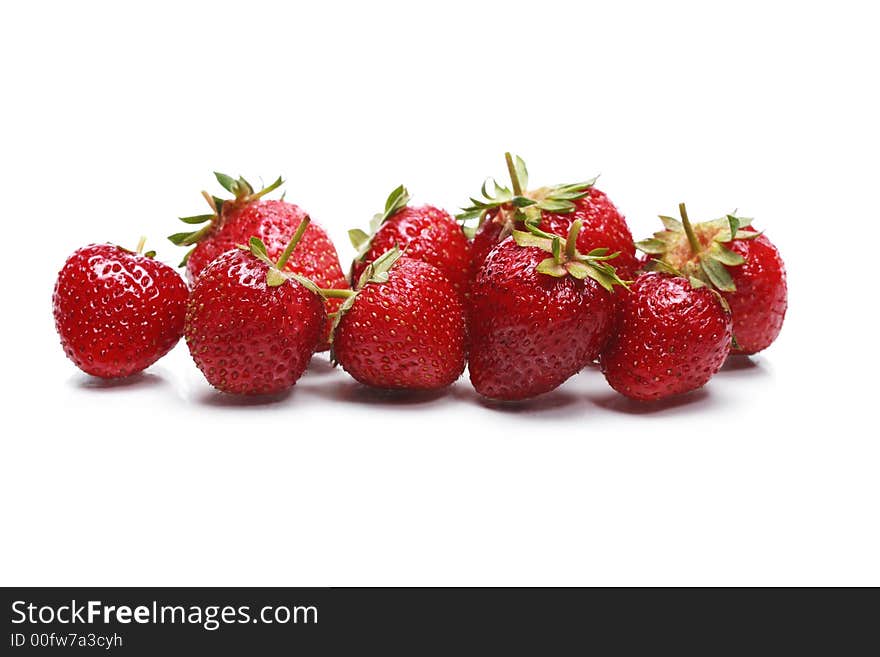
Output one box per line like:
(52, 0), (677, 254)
(52, 160), (787, 402)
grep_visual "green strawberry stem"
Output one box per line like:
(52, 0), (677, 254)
(678, 202), (701, 255)
(564, 221), (580, 260)
(320, 288), (356, 299)
(249, 176), (284, 201)
(523, 221), (558, 241)
(201, 190), (218, 213)
(275, 215), (311, 270)
(505, 152), (524, 196)
(170, 174), (285, 259)
(136, 236), (147, 254)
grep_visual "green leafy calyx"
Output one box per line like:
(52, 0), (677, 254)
(636, 202), (762, 293)
(169, 172), (285, 266)
(237, 216), (321, 293)
(456, 153), (597, 239)
(354, 246), (403, 290)
(348, 185), (411, 261)
(512, 220), (629, 292)
(640, 255), (733, 314)
(326, 247), (404, 360)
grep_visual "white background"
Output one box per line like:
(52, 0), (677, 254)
(1, 1), (877, 586)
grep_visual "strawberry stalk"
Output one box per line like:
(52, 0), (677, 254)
(636, 203), (764, 294)
(505, 152), (524, 196)
(512, 219), (628, 291)
(239, 216), (323, 291)
(257, 215), (358, 299)
(119, 236), (155, 259)
(320, 288), (356, 299)
(170, 172), (285, 265)
(456, 154), (594, 226)
(202, 190), (218, 212)
(275, 215), (311, 270)
(678, 202), (702, 255)
(564, 221), (580, 260)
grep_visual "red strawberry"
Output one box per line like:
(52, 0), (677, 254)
(635, 203), (787, 354)
(469, 206), (505, 279)
(599, 272), (732, 401)
(468, 220), (628, 401)
(332, 249), (467, 390)
(716, 233), (786, 355)
(169, 173), (348, 350)
(184, 219), (326, 395)
(349, 185), (471, 295)
(460, 153), (638, 281)
(53, 239), (188, 378)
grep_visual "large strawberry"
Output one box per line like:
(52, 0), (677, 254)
(468, 220), (628, 401)
(185, 218), (326, 395)
(331, 249), (467, 390)
(459, 153), (639, 281)
(636, 203), (787, 354)
(349, 185), (471, 295)
(169, 172), (348, 350)
(53, 239), (188, 378)
(599, 272), (732, 401)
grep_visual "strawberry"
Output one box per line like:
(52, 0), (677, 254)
(348, 185), (471, 295)
(468, 220), (628, 401)
(169, 172), (348, 350)
(331, 249), (467, 390)
(53, 239), (188, 378)
(459, 153), (639, 282)
(635, 203), (787, 354)
(184, 218), (326, 395)
(599, 272), (732, 401)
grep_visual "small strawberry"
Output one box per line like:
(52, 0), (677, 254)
(169, 172), (348, 350)
(459, 153), (639, 281)
(331, 249), (467, 390)
(185, 218), (327, 395)
(348, 185), (471, 295)
(636, 203), (787, 354)
(53, 239), (188, 378)
(468, 220), (628, 401)
(599, 272), (732, 401)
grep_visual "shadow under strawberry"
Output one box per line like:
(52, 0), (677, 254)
(718, 354), (768, 375)
(302, 378), (453, 406)
(192, 388), (294, 408)
(68, 370), (168, 391)
(591, 388), (712, 415)
(453, 383), (586, 417)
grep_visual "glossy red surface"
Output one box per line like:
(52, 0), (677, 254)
(468, 237), (616, 400)
(334, 259), (467, 390)
(185, 249), (326, 394)
(600, 273), (732, 401)
(351, 204), (471, 296)
(52, 244), (188, 378)
(469, 188), (639, 283)
(186, 199), (348, 350)
(721, 234), (787, 355)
